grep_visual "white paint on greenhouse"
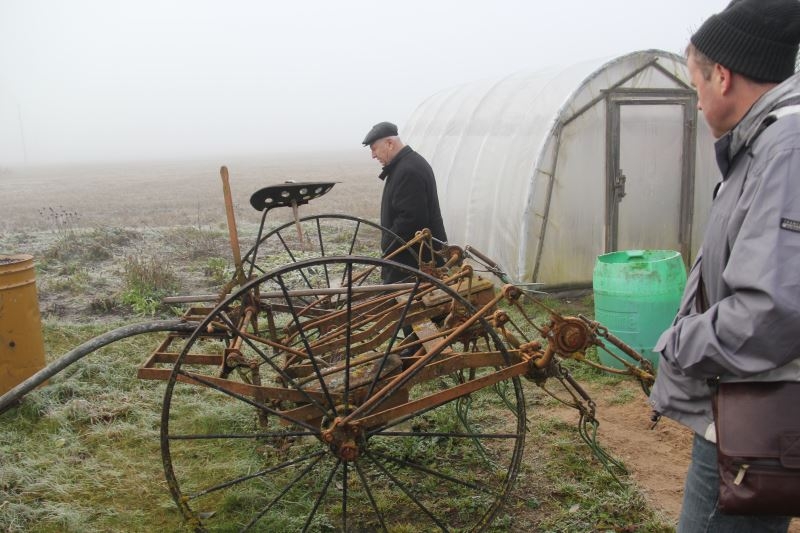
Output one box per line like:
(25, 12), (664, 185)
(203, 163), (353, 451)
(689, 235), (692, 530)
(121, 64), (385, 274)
(405, 49), (717, 288)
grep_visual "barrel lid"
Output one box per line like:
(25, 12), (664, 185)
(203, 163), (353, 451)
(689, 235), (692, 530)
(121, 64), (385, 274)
(596, 249), (681, 265)
(0, 254), (33, 266)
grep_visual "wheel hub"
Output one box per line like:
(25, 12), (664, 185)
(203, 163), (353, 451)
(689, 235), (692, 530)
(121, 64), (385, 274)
(320, 416), (365, 462)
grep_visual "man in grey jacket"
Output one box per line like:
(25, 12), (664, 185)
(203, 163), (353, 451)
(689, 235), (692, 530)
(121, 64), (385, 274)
(649, 0), (800, 531)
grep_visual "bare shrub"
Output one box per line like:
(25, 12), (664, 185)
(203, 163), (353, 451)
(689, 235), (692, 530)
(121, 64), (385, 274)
(120, 255), (179, 315)
(78, 228), (139, 262)
(88, 227), (138, 249)
(42, 235), (84, 262)
(44, 227), (141, 263)
(203, 256), (231, 286)
(160, 226), (229, 260)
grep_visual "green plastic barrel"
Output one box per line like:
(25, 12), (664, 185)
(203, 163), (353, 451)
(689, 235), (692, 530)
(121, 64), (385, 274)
(593, 250), (686, 369)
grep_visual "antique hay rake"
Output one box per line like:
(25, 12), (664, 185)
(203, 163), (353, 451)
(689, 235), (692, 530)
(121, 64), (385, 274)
(0, 168), (655, 532)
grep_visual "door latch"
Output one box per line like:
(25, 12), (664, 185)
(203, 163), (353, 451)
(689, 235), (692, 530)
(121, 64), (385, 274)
(614, 171), (627, 201)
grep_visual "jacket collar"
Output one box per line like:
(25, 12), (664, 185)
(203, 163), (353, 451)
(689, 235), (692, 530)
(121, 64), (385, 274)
(715, 72), (800, 176)
(378, 145), (413, 181)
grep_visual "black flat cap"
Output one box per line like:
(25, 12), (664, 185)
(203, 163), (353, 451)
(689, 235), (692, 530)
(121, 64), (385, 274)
(362, 121), (398, 146)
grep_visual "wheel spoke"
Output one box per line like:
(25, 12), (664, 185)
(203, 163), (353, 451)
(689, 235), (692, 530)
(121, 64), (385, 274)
(174, 367), (319, 432)
(354, 460), (389, 533)
(370, 449), (506, 498)
(241, 452), (328, 531)
(190, 449), (325, 500)
(365, 277), (422, 400)
(276, 273), (338, 415)
(301, 459), (341, 533)
(343, 262), (353, 410)
(347, 220), (361, 256)
(313, 217), (333, 287)
(365, 452), (449, 531)
(246, 208), (270, 280)
(341, 462), (349, 532)
(169, 430), (315, 440)
(213, 308), (334, 418)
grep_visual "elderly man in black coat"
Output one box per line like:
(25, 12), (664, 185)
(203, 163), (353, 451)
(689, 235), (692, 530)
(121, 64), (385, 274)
(362, 121), (448, 284)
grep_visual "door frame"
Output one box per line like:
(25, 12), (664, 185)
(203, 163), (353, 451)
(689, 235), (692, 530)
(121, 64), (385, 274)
(604, 88), (697, 263)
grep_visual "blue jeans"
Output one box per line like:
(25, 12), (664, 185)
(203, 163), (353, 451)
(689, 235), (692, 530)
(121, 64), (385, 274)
(678, 433), (791, 533)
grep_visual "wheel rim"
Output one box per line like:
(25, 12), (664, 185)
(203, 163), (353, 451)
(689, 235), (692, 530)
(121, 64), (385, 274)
(241, 214), (410, 279)
(161, 256), (526, 532)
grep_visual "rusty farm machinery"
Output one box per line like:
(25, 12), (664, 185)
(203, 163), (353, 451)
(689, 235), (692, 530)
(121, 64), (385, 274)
(0, 168), (656, 532)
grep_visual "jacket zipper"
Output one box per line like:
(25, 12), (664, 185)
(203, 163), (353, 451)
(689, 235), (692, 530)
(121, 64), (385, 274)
(731, 459), (796, 485)
(733, 464), (749, 485)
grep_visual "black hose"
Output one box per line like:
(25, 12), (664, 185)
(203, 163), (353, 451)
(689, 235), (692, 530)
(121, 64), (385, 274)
(0, 319), (200, 415)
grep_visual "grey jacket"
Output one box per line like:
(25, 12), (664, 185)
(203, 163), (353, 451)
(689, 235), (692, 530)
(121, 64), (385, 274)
(650, 72), (800, 437)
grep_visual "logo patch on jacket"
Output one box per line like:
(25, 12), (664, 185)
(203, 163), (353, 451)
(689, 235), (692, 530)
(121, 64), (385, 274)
(780, 218), (800, 233)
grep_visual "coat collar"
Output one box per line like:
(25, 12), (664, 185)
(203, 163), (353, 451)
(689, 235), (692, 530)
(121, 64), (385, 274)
(714, 72), (800, 176)
(378, 145), (413, 181)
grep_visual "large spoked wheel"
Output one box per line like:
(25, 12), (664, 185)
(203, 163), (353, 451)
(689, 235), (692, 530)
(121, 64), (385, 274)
(161, 257), (526, 532)
(240, 214), (411, 279)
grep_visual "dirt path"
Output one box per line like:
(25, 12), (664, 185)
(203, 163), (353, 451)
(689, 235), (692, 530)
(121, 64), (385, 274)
(591, 386), (691, 522)
(560, 383), (800, 531)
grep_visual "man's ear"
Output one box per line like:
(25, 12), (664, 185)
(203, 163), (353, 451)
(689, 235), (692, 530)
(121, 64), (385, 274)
(716, 63), (733, 95)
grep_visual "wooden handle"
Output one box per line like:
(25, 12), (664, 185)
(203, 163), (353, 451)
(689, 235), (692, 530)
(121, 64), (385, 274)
(220, 166), (244, 283)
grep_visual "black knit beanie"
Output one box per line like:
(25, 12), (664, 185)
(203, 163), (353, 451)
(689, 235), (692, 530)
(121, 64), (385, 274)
(691, 0), (800, 83)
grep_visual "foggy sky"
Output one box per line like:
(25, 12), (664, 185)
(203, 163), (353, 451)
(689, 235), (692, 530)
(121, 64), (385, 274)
(0, 0), (724, 165)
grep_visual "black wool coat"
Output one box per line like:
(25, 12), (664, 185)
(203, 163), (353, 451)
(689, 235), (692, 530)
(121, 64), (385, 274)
(378, 146), (448, 282)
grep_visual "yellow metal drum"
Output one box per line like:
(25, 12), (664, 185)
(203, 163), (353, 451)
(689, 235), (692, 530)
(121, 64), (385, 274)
(0, 254), (46, 395)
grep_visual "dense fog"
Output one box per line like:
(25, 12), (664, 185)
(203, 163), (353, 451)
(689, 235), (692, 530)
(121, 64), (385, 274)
(0, 0), (722, 165)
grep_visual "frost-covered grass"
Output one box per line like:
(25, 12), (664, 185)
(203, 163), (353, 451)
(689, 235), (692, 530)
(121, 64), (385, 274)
(0, 323), (187, 532)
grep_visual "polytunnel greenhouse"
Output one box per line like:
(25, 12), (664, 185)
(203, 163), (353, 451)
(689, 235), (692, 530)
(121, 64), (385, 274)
(404, 49), (718, 288)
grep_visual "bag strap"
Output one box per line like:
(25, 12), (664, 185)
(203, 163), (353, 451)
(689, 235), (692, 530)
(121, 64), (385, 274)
(747, 95), (800, 147)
